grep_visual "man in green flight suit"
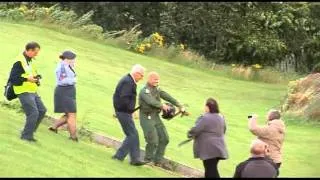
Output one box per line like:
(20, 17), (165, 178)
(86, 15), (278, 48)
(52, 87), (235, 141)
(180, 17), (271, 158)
(139, 71), (185, 166)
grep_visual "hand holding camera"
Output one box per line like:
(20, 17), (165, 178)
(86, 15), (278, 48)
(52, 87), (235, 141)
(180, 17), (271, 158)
(35, 75), (42, 86)
(27, 75), (38, 83)
(29, 75), (42, 86)
(248, 114), (258, 120)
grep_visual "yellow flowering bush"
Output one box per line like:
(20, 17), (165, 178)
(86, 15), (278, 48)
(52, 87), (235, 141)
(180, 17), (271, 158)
(131, 32), (165, 54)
(136, 44), (146, 53)
(18, 5), (28, 14)
(252, 64), (263, 69)
(129, 32), (187, 55)
(179, 44), (185, 50)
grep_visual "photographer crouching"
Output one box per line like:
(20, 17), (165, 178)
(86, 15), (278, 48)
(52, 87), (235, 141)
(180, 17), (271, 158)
(248, 109), (286, 176)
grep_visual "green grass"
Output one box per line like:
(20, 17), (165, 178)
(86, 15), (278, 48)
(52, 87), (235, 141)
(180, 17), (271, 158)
(0, 21), (319, 177)
(0, 106), (177, 177)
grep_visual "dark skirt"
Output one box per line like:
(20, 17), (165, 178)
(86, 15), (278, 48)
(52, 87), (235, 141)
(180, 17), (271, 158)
(54, 85), (77, 113)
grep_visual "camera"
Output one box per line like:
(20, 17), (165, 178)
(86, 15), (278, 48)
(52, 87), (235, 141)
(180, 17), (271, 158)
(248, 115), (253, 119)
(34, 75), (42, 86)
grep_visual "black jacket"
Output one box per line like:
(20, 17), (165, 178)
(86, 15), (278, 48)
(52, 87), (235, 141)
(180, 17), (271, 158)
(233, 156), (278, 178)
(113, 74), (137, 113)
(8, 52), (32, 85)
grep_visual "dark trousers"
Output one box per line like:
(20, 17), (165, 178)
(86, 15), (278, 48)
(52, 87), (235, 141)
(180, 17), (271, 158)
(203, 158), (220, 178)
(276, 163), (281, 177)
(18, 93), (47, 139)
(114, 112), (140, 163)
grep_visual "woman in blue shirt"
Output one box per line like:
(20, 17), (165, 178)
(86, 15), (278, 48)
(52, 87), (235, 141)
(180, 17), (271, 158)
(48, 50), (78, 142)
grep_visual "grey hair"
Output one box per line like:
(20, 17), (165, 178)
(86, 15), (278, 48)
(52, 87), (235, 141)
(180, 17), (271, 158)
(268, 109), (281, 120)
(131, 64), (145, 74)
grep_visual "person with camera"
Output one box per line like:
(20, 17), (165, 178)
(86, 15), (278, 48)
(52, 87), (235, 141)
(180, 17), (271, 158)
(48, 51), (78, 142)
(8, 42), (47, 142)
(138, 71), (185, 167)
(187, 98), (228, 178)
(233, 139), (278, 178)
(248, 110), (286, 176)
(112, 64), (146, 166)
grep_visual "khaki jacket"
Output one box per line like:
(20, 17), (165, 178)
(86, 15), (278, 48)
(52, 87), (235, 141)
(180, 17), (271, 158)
(249, 119), (286, 163)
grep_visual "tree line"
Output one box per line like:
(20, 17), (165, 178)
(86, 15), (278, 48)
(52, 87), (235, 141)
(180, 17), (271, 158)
(3, 2), (320, 73)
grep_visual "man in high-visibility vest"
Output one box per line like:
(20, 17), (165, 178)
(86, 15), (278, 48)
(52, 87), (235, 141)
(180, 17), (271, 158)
(9, 42), (47, 142)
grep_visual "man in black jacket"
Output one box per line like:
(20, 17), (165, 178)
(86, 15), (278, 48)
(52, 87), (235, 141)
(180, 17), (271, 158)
(234, 139), (278, 178)
(112, 64), (146, 166)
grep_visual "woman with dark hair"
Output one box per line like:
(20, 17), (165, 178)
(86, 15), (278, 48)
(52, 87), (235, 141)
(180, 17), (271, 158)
(48, 50), (78, 142)
(187, 98), (228, 178)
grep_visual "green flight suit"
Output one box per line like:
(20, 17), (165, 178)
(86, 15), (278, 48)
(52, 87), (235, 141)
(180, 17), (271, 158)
(138, 84), (181, 163)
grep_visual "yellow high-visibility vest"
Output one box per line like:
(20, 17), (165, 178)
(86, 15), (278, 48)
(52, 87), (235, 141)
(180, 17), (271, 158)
(13, 54), (38, 94)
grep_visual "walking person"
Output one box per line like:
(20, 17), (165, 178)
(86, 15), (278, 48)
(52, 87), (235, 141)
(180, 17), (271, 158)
(48, 50), (78, 142)
(187, 98), (228, 178)
(9, 41), (47, 142)
(138, 72), (185, 167)
(112, 64), (146, 166)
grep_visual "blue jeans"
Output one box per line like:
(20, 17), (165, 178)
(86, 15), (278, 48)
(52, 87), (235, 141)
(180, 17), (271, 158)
(114, 112), (141, 162)
(18, 93), (47, 139)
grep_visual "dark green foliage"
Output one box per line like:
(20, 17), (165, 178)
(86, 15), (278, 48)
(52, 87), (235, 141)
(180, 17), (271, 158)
(2, 2), (320, 73)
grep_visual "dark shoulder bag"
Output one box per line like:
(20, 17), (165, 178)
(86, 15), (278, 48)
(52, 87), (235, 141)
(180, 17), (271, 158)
(4, 78), (17, 101)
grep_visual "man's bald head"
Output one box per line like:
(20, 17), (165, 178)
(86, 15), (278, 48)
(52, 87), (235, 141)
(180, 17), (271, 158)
(250, 139), (269, 157)
(147, 71), (160, 87)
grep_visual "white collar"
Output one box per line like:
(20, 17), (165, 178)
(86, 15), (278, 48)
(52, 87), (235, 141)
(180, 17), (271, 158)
(130, 73), (137, 84)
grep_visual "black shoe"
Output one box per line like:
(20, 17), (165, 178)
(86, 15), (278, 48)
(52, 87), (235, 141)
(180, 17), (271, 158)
(111, 155), (124, 162)
(48, 127), (58, 133)
(21, 137), (37, 142)
(130, 161), (147, 166)
(69, 137), (78, 142)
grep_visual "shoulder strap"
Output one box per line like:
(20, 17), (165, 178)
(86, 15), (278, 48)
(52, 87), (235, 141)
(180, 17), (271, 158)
(68, 65), (76, 75)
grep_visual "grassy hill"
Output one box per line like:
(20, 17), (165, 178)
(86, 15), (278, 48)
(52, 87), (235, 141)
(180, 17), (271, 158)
(0, 21), (319, 177)
(0, 106), (177, 177)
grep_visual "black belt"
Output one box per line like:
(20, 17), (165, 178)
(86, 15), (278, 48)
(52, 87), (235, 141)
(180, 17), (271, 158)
(58, 84), (75, 87)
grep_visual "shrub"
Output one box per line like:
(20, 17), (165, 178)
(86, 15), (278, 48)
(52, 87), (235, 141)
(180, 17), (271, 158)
(129, 32), (165, 54)
(49, 6), (77, 26)
(305, 98), (320, 121)
(111, 24), (143, 49)
(72, 10), (94, 27)
(34, 7), (49, 20)
(0, 9), (8, 18)
(79, 24), (104, 39)
(312, 62), (320, 73)
(6, 8), (24, 21)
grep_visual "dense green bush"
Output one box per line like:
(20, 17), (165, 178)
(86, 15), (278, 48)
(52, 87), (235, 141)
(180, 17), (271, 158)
(49, 6), (77, 26)
(6, 8), (24, 21)
(72, 10), (94, 27)
(79, 24), (104, 39)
